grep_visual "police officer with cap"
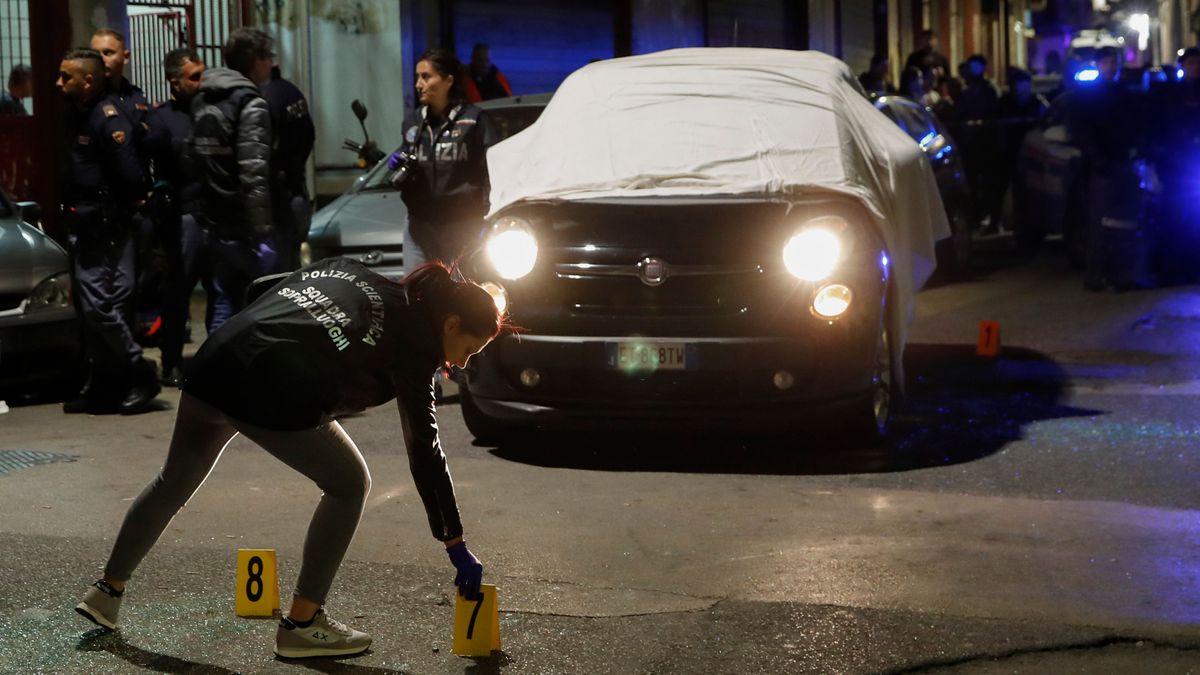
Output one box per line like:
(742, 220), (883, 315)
(57, 48), (161, 414)
(151, 48), (214, 386)
(261, 64), (315, 272)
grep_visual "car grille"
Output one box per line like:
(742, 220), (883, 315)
(551, 259), (768, 317)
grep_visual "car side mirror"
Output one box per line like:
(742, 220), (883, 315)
(1043, 125), (1069, 143)
(351, 99), (368, 122)
(15, 201), (41, 230)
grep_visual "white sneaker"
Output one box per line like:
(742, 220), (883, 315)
(274, 609), (372, 659)
(75, 580), (122, 630)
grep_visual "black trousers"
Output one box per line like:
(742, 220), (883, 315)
(157, 213), (216, 371)
(70, 231), (142, 389)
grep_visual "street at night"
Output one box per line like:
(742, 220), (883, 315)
(6, 0), (1200, 672)
(3, 241), (1200, 673)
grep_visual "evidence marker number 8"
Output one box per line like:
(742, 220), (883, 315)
(235, 549), (280, 617)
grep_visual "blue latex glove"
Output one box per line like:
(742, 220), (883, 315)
(447, 541), (483, 600)
(387, 149), (404, 171)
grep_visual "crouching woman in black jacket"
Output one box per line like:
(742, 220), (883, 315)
(75, 259), (504, 660)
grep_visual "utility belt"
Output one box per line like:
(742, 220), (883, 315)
(62, 200), (132, 243)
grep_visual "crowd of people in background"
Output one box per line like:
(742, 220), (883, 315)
(862, 29), (1200, 291)
(56, 27), (316, 415)
(54, 28), (508, 416)
(860, 30), (1049, 235)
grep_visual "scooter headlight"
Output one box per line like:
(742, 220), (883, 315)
(486, 217), (538, 280)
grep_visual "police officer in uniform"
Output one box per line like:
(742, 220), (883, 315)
(57, 48), (161, 414)
(90, 29), (155, 154)
(389, 48), (497, 271)
(151, 48), (213, 386)
(91, 29), (167, 350)
(261, 64), (315, 272)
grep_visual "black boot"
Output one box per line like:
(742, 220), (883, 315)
(160, 363), (183, 388)
(63, 374), (122, 414)
(119, 359), (162, 415)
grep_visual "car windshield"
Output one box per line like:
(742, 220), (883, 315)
(361, 103), (546, 191)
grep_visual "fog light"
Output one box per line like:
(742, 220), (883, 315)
(812, 284), (852, 318)
(520, 368), (541, 388)
(773, 370), (795, 391)
(481, 281), (508, 314)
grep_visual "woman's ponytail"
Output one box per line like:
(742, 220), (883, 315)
(404, 261), (503, 339)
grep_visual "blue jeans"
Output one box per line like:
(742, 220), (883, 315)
(210, 237), (278, 332)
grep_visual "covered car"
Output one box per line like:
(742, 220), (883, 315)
(455, 48), (949, 443)
(0, 194), (81, 393)
(873, 95), (973, 278)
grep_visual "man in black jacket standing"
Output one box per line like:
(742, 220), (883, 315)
(151, 48), (213, 386)
(187, 28), (276, 331)
(261, 64), (315, 272)
(58, 48), (162, 414)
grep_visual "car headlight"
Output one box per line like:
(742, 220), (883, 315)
(812, 283), (852, 318)
(481, 281), (509, 314)
(26, 274), (72, 312)
(783, 225), (842, 281)
(486, 217), (538, 280)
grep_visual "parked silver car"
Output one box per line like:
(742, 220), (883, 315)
(0, 193), (81, 393)
(306, 93), (552, 278)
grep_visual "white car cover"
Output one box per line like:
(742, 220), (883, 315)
(486, 48), (949, 375)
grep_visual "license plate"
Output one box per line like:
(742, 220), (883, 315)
(606, 341), (695, 371)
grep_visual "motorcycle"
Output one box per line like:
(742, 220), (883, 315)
(342, 99), (387, 169)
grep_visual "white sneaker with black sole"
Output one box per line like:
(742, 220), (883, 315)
(275, 609), (372, 659)
(75, 580), (122, 630)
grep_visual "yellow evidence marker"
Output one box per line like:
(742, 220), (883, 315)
(976, 320), (1000, 357)
(235, 549), (280, 617)
(452, 584), (501, 656)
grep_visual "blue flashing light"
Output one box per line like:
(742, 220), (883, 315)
(918, 131), (937, 148)
(881, 253), (889, 268)
(1075, 68), (1100, 82)
(933, 145), (953, 161)
(1179, 68), (1186, 80)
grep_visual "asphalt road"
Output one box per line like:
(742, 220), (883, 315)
(2, 241), (1200, 673)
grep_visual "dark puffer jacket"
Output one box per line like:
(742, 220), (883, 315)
(186, 67), (274, 240)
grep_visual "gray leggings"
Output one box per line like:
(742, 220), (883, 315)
(104, 393), (371, 605)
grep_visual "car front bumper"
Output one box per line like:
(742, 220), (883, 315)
(0, 307), (82, 386)
(457, 323), (879, 432)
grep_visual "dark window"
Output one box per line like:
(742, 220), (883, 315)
(0, 0), (32, 116)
